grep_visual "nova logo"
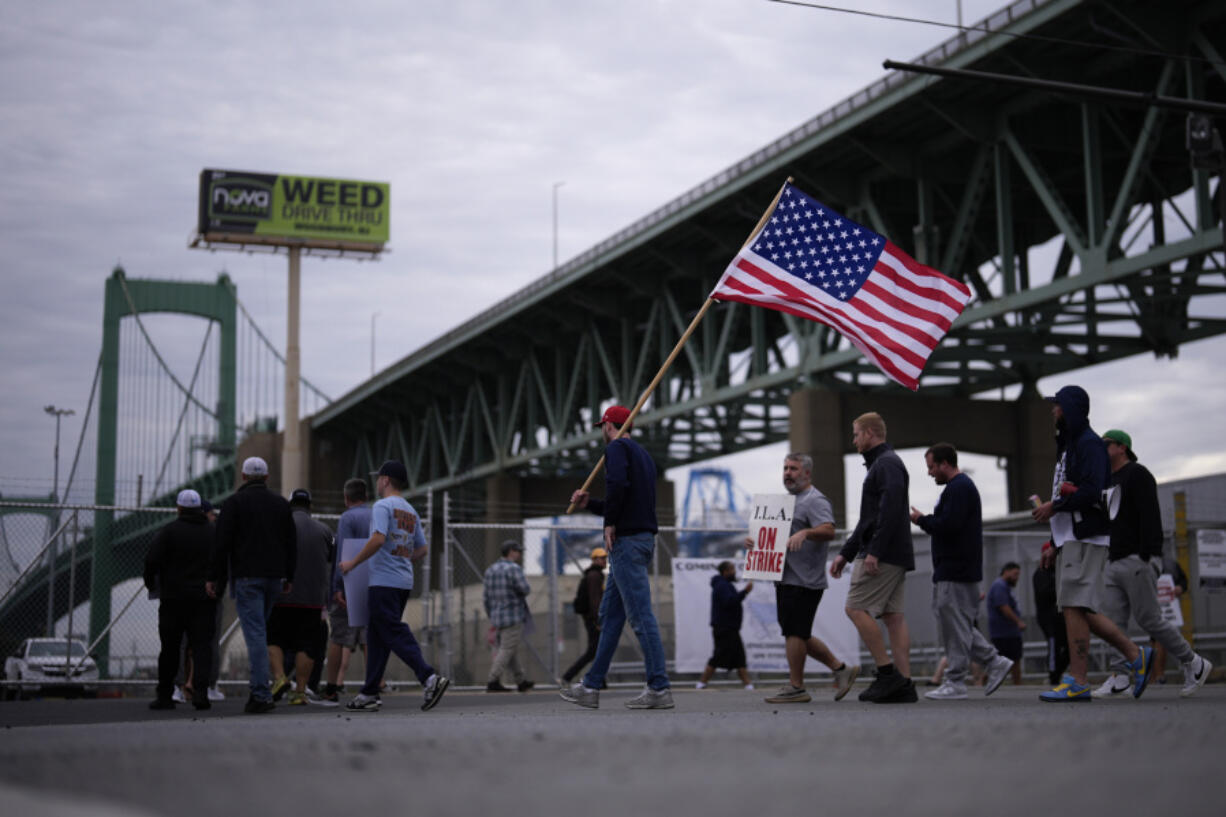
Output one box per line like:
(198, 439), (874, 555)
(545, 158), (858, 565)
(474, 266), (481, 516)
(210, 179), (272, 220)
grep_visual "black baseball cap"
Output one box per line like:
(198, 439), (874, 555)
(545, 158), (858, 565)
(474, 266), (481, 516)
(377, 460), (409, 484)
(501, 540), (524, 556)
(290, 488), (311, 507)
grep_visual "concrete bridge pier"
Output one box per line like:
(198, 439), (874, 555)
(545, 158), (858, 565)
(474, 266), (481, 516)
(788, 387), (1054, 527)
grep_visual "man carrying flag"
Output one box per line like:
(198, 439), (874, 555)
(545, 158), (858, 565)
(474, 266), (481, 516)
(709, 182), (971, 390)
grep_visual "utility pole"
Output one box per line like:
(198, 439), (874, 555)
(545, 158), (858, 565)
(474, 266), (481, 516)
(44, 405), (74, 637)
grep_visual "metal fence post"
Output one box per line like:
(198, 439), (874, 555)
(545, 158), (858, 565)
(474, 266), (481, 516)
(547, 527), (559, 682)
(64, 511), (79, 677)
(441, 491), (453, 679)
(421, 488), (434, 665)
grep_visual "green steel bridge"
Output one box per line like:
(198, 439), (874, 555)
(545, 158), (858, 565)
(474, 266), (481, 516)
(312, 0), (1226, 499)
(2, 0), (1224, 674)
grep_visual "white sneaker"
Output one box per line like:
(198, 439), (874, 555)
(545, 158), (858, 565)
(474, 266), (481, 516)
(1090, 673), (1131, 698)
(171, 686), (186, 703)
(924, 681), (968, 700)
(744, 683), (755, 690)
(983, 655), (1014, 696)
(1181, 656), (1213, 698)
(625, 687), (674, 709)
(832, 663), (859, 701)
(207, 686), (225, 702)
(694, 681), (707, 689)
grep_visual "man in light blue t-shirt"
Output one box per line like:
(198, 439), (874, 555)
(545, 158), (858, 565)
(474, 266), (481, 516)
(339, 460), (449, 712)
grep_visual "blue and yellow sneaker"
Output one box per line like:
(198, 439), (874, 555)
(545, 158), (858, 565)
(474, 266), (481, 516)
(1128, 645), (1155, 699)
(1039, 674), (1092, 702)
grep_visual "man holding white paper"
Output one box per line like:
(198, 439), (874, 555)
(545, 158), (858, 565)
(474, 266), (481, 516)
(761, 453), (859, 704)
(339, 460), (450, 713)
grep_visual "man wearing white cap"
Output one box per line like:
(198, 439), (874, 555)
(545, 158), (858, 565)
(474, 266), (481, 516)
(207, 456), (297, 714)
(144, 489), (217, 711)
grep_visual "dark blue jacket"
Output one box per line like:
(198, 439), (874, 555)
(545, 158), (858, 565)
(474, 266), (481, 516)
(1050, 385), (1111, 540)
(840, 442), (914, 571)
(586, 437), (658, 536)
(710, 573), (749, 632)
(916, 472), (983, 583)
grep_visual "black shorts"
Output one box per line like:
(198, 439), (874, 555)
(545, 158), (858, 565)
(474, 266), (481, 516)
(776, 583), (824, 640)
(708, 630), (747, 670)
(992, 636), (1024, 662)
(267, 606), (321, 654)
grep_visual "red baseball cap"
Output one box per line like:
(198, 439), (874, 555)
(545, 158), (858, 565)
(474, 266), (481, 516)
(594, 405), (632, 428)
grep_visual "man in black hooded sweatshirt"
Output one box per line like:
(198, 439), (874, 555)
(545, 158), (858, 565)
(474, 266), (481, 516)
(1032, 385), (1152, 703)
(145, 489), (217, 711)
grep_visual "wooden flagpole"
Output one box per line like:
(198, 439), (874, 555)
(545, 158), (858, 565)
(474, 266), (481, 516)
(565, 176), (793, 514)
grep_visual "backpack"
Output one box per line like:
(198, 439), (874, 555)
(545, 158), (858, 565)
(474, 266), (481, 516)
(572, 572), (591, 616)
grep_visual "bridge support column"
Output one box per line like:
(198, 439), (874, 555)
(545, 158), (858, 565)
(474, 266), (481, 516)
(1007, 390), (1056, 514)
(788, 389), (848, 528)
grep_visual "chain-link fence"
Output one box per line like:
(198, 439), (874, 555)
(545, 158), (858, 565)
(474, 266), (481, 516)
(4, 492), (1224, 697)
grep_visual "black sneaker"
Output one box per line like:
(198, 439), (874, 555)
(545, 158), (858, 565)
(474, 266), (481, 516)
(487, 680), (512, 692)
(858, 669), (908, 702)
(149, 698), (176, 711)
(244, 696), (275, 714)
(192, 698), (212, 711)
(874, 678), (918, 703)
(517, 680), (536, 693)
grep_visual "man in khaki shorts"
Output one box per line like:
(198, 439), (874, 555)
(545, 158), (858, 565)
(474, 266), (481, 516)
(1031, 386), (1153, 702)
(830, 412), (916, 703)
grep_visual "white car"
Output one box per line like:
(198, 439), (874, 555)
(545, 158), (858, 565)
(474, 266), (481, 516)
(3, 638), (99, 699)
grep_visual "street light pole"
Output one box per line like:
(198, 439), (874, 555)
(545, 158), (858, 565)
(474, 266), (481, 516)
(371, 311), (381, 376)
(44, 405), (74, 637)
(552, 181), (565, 269)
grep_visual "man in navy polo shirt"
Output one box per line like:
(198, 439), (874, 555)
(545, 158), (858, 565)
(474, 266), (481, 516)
(562, 404), (672, 710)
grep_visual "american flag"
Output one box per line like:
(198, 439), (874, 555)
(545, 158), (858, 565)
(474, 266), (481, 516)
(710, 183), (972, 391)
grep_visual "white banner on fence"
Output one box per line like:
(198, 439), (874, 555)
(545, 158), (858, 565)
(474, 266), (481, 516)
(341, 538), (371, 627)
(742, 493), (794, 582)
(1156, 574), (1184, 627)
(671, 557), (859, 674)
(1197, 529), (1226, 591)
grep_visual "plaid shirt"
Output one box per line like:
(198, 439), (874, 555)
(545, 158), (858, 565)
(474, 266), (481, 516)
(483, 558), (530, 628)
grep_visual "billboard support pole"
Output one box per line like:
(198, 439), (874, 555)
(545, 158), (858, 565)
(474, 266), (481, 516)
(282, 245), (303, 496)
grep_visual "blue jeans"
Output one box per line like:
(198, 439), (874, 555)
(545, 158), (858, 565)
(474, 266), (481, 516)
(582, 532), (669, 691)
(233, 577), (282, 701)
(361, 586), (435, 695)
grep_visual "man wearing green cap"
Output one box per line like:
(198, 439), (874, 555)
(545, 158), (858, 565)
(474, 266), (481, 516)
(1093, 430), (1213, 698)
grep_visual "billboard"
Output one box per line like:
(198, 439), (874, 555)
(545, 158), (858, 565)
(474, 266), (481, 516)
(197, 169), (389, 247)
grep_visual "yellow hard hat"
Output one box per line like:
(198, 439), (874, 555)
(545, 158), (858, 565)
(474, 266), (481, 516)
(590, 547), (608, 559)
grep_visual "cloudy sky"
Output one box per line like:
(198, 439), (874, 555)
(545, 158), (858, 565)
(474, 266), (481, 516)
(2, 0), (1224, 533)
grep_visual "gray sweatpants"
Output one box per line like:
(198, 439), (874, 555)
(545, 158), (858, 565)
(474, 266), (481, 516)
(933, 581), (999, 686)
(1103, 555), (1195, 674)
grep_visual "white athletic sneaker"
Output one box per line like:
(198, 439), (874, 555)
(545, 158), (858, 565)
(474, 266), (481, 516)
(983, 655), (1014, 696)
(923, 681), (968, 700)
(743, 683), (755, 690)
(832, 663), (860, 701)
(206, 685), (225, 702)
(1180, 655), (1213, 698)
(694, 681), (707, 690)
(1090, 673), (1131, 698)
(171, 686), (187, 703)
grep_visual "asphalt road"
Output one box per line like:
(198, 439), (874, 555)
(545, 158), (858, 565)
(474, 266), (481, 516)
(1, 682), (1223, 817)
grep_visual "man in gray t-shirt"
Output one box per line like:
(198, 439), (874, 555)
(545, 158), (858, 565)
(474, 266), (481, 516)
(783, 484), (834, 589)
(761, 453), (859, 705)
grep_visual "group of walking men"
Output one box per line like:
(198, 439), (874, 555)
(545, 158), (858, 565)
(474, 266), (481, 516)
(147, 385), (1211, 715)
(145, 456), (449, 714)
